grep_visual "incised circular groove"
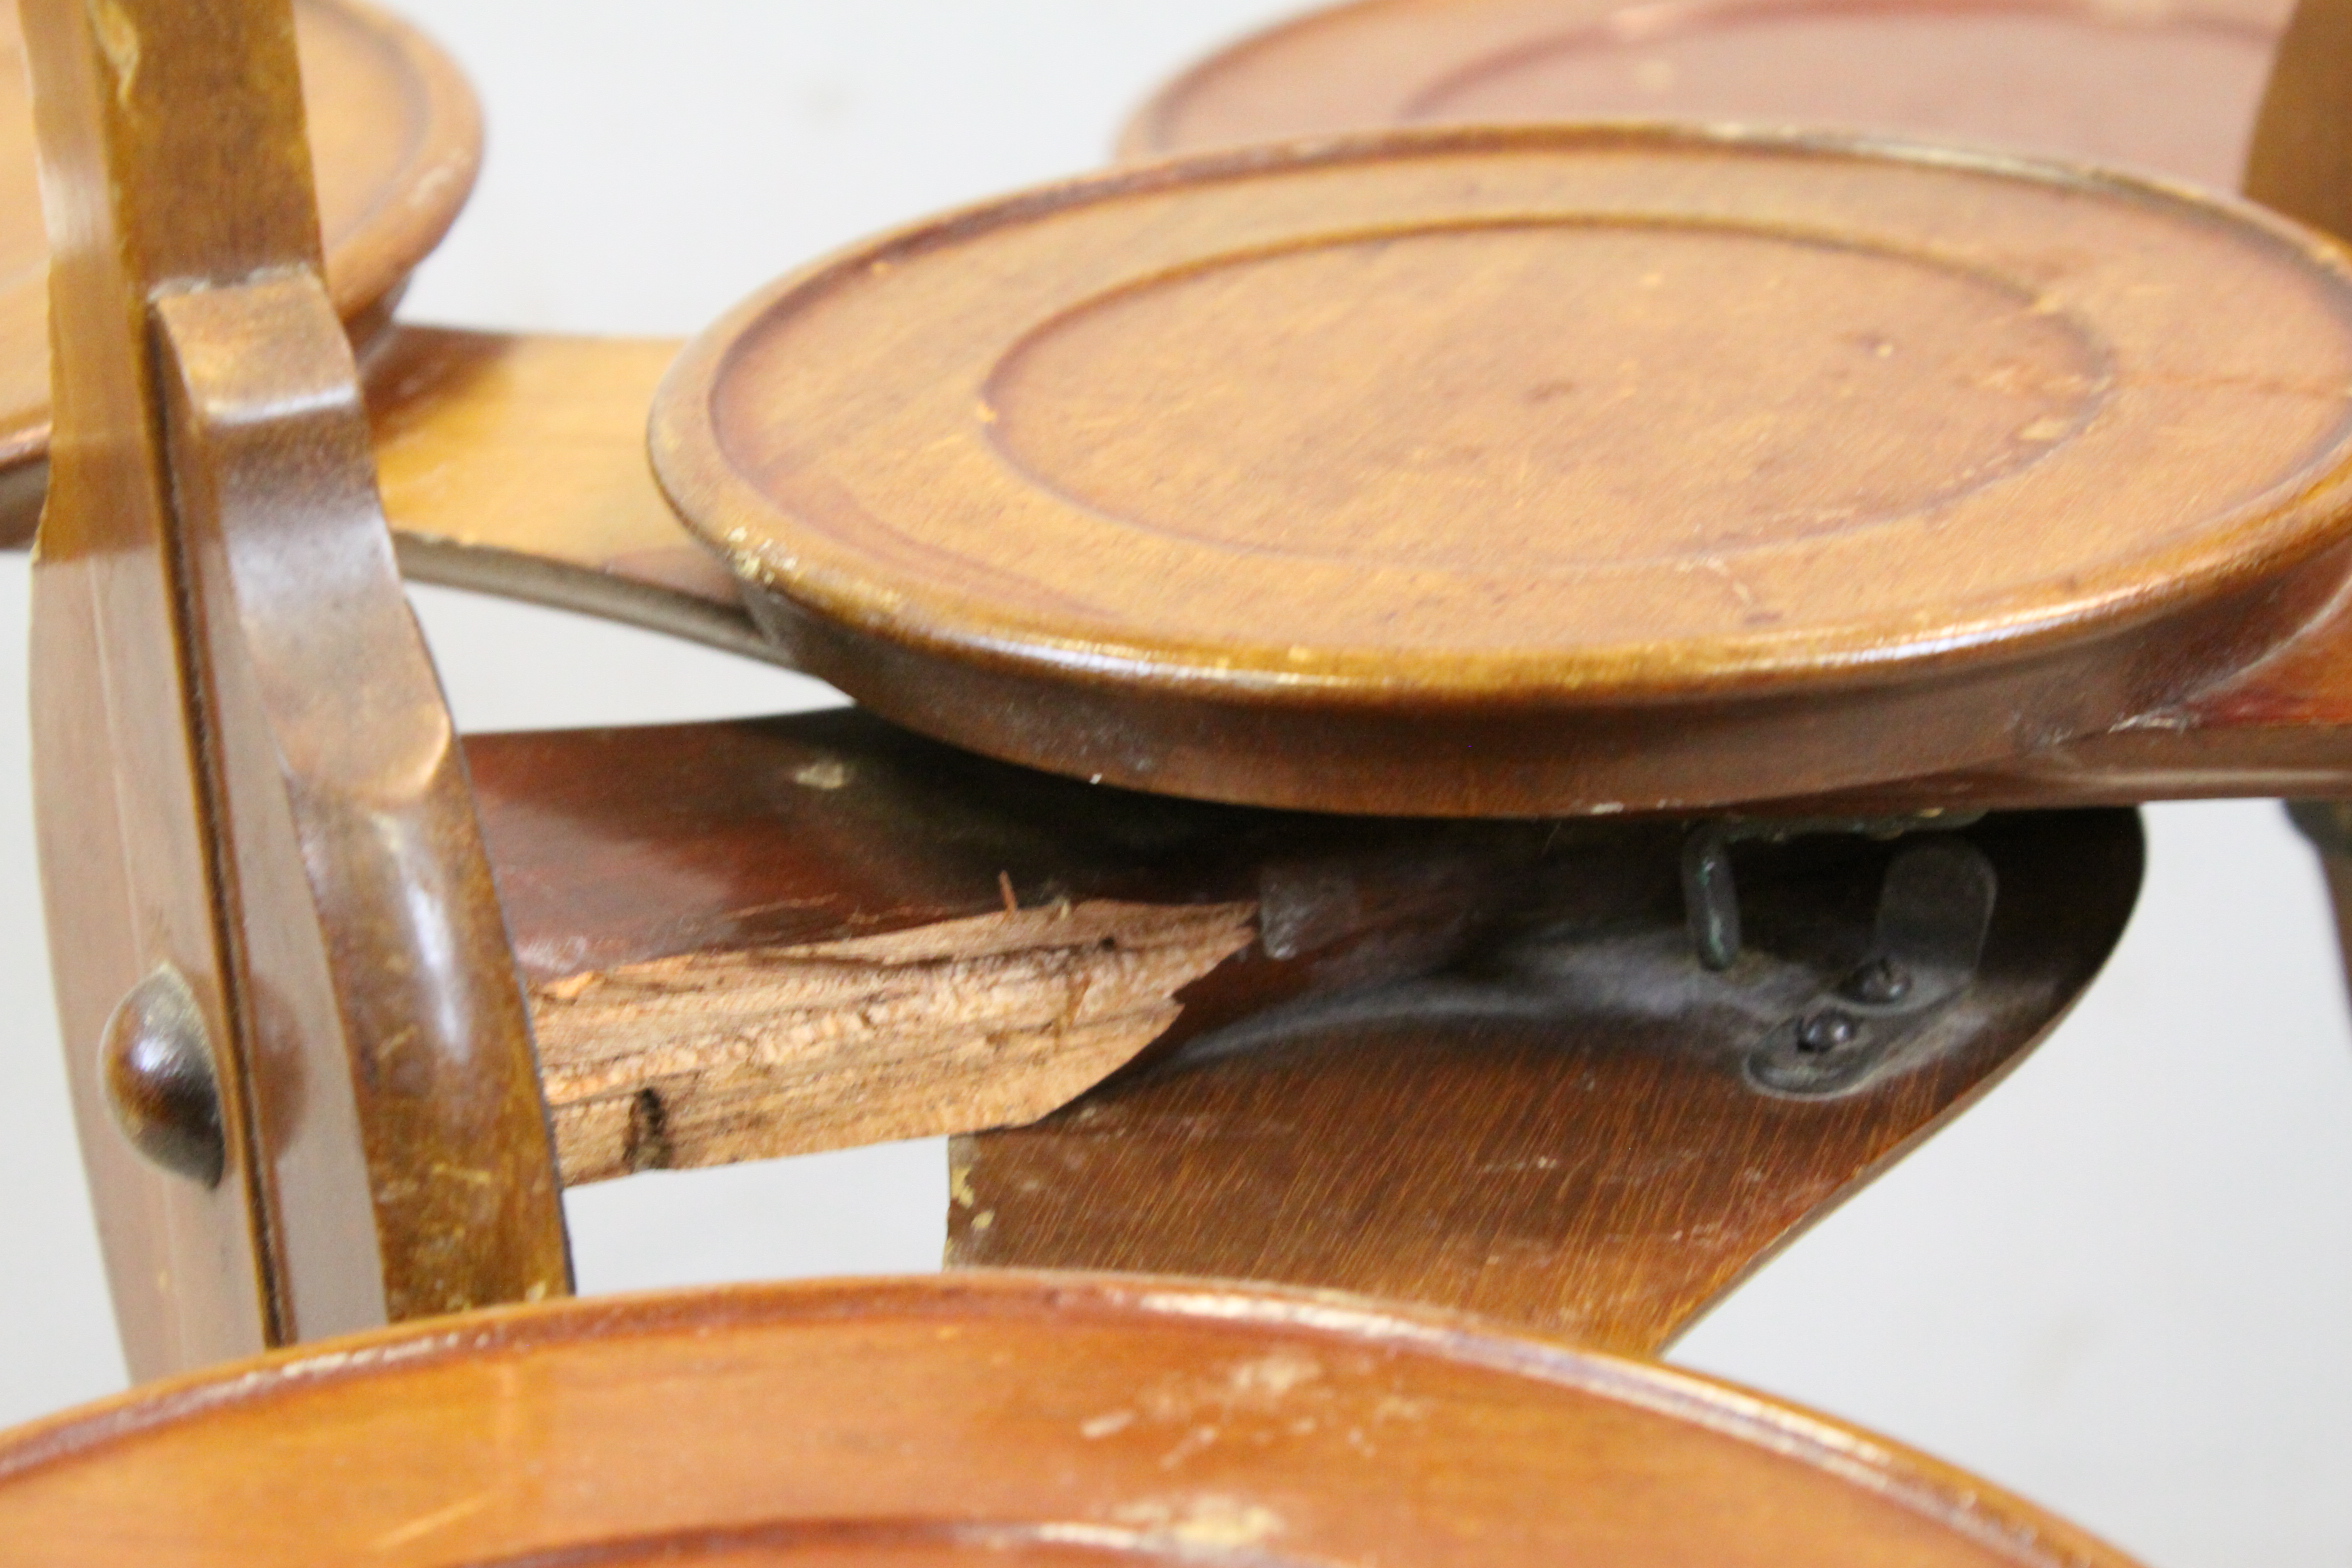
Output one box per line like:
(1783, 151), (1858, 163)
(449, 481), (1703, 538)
(653, 125), (2352, 713)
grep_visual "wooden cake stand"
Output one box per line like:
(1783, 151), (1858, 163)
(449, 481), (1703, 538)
(0, 0), (2280, 1454)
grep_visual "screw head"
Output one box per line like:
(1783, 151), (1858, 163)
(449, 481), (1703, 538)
(99, 964), (224, 1187)
(1795, 1010), (1860, 1055)
(1843, 956), (1914, 1005)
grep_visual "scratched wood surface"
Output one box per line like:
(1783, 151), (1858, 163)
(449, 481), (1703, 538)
(0, 0), (477, 544)
(0, 1275), (2152, 1568)
(1123, 0), (2290, 169)
(955, 811), (2141, 1356)
(651, 125), (2352, 816)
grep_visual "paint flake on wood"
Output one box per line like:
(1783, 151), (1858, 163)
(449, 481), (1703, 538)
(533, 899), (1256, 1184)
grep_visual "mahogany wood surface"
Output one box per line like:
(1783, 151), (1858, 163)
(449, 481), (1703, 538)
(337, 313), (2352, 816)
(452, 713), (2142, 1361)
(1124, 0), (2291, 169)
(955, 810), (2140, 1354)
(652, 124), (2352, 815)
(27, 0), (565, 1382)
(0, 1275), (2150, 1568)
(276, 0), (2352, 819)
(0, 0), (478, 538)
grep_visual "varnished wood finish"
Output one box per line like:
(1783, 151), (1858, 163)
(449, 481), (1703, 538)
(653, 125), (2352, 815)
(955, 812), (2140, 1354)
(27, 0), (564, 1379)
(368, 327), (770, 657)
(454, 715), (2146, 1227)
(1125, 0), (2288, 170)
(0, 0), (478, 530)
(0, 1275), (2150, 1568)
(345, 320), (2352, 816)
(0, 0), (2331, 825)
(204, 0), (2352, 820)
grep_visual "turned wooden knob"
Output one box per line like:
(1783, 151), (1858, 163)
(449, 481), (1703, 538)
(98, 964), (223, 1188)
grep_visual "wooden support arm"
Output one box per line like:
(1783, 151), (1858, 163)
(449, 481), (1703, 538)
(461, 709), (2140, 1364)
(950, 810), (2143, 1355)
(463, 709), (1554, 1184)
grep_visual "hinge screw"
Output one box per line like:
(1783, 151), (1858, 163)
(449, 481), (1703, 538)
(1796, 1010), (1860, 1055)
(1842, 956), (1913, 1005)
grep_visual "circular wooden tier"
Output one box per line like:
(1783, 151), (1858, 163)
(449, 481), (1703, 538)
(653, 127), (2352, 816)
(0, 1275), (2146, 1567)
(1123, 0), (2287, 183)
(0, 0), (479, 470)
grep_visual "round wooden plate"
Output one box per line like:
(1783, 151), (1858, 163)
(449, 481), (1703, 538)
(653, 127), (2352, 816)
(0, 1275), (2146, 1567)
(1123, 0), (2286, 182)
(0, 0), (479, 471)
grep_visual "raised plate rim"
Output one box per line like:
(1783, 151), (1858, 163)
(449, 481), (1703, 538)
(650, 121), (2352, 713)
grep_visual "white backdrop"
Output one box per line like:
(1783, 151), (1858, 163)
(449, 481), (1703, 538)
(1, 6), (2348, 1566)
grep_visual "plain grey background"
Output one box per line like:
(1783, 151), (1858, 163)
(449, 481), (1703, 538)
(1, 6), (2349, 1566)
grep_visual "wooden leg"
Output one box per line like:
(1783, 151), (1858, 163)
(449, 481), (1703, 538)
(950, 811), (2143, 1356)
(2287, 800), (2352, 1016)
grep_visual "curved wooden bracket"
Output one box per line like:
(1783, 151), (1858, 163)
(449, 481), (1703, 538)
(949, 811), (2142, 1354)
(153, 274), (569, 1325)
(26, 0), (565, 1377)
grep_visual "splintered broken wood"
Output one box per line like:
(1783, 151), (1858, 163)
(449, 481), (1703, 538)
(462, 708), (1555, 1185)
(535, 901), (1251, 1183)
(950, 811), (2143, 1354)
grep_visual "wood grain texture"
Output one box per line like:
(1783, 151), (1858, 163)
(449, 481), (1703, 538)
(221, 0), (2352, 819)
(368, 327), (770, 657)
(27, 0), (564, 1379)
(463, 708), (1540, 987)
(535, 901), (1254, 1184)
(0, 0), (477, 530)
(0, 1275), (2152, 1568)
(1123, 0), (2288, 171)
(954, 811), (2140, 1355)
(653, 125), (2352, 815)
